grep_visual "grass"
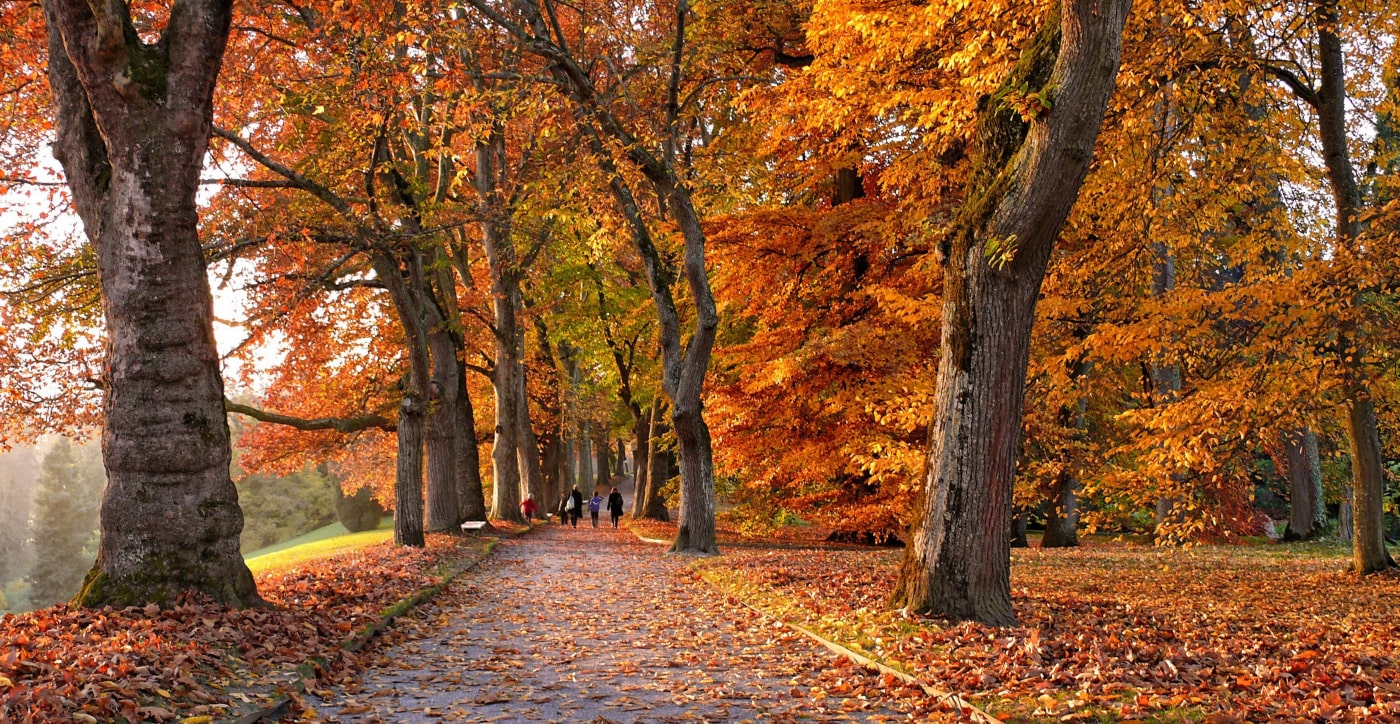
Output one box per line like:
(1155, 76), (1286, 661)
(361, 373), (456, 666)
(244, 518), (395, 574)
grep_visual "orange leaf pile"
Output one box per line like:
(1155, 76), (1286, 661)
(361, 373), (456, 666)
(0, 534), (476, 722)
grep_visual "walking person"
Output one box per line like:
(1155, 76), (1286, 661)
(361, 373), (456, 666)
(558, 491), (572, 526)
(569, 485), (584, 528)
(607, 486), (625, 529)
(520, 494), (538, 524)
(588, 491), (604, 528)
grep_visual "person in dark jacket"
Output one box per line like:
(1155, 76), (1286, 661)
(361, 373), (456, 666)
(607, 487), (625, 528)
(557, 492), (571, 526)
(569, 485), (584, 527)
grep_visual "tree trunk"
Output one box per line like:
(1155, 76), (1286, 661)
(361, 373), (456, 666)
(1010, 511), (1029, 548)
(1042, 356), (1091, 548)
(1147, 243), (1186, 539)
(1339, 489), (1355, 542)
(643, 403), (672, 522)
(516, 365), (546, 508)
(425, 330), (462, 532)
(453, 352), (488, 522)
(1345, 398), (1394, 570)
(540, 432), (561, 511)
(477, 131), (525, 523)
(595, 426), (611, 487)
(1281, 428), (1327, 541)
(44, 0), (261, 608)
(370, 250), (432, 547)
(394, 395), (427, 546)
(630, 407), (652, 518)
(890, 0), (1132, 626)
(577, 434), (595, 493)
(1312, 0), (1395, 574)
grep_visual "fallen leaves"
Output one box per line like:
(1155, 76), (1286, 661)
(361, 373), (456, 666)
(699, 542), (1400, 721)
(0, 533), (484, 722)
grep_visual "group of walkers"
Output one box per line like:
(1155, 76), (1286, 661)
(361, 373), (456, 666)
(518, 485), (624, 529)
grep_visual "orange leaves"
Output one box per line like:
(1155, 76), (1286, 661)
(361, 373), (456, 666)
(705, 542), (1400, 720)
(0, 534), (474, 722)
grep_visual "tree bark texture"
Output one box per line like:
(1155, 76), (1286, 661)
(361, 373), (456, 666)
(1313, 0), (1395, 573)
(425, 330), (462, 532)
(372, 252), (432, 547)
(45, 0), (261, 607)
(1281, 428), (1327, 541)
(890, 0), (1132, 626)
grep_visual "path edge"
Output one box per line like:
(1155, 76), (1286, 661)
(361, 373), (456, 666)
(224, 534), (504, 724)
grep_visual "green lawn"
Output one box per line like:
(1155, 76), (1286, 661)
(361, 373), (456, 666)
(243, 517), (394, 574)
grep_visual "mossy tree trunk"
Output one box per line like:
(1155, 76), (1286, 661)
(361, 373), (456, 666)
(45, 0), (262, 608)
(891, 0), (1132, 626)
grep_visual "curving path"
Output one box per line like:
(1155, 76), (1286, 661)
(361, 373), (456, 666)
(307, 523), (927, 723)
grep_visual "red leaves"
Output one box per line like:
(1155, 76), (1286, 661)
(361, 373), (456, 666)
(0, 534), (473, 722)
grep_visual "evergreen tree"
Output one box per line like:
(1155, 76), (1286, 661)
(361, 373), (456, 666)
(26, 438), (104, 607)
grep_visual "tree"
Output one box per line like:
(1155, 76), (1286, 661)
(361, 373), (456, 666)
(891, 0), (1133, 625)
(27, 438), (103, 607)
(43, 0), (261, 607)
(462, 0), (724, 554)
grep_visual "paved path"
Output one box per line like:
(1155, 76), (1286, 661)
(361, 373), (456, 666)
(308, 524), (923, 723)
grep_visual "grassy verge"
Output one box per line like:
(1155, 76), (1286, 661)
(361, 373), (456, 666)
(245, 527), (395, 574)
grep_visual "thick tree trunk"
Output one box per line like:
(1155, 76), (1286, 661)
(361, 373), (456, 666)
(1281, 428), (1327, 541)
(891, 0), (1131, 625)
(425, 330), (462, 532)
(372, 251), (432, 547)
(490, 362), (524, 522)
(45, 0), (261, 607)
(394, 395), (427, 546)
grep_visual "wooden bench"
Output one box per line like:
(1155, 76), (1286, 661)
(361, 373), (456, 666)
(460, 521), (488, 532)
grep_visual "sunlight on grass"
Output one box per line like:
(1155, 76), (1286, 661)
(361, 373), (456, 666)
(245, 527), (394, 574)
